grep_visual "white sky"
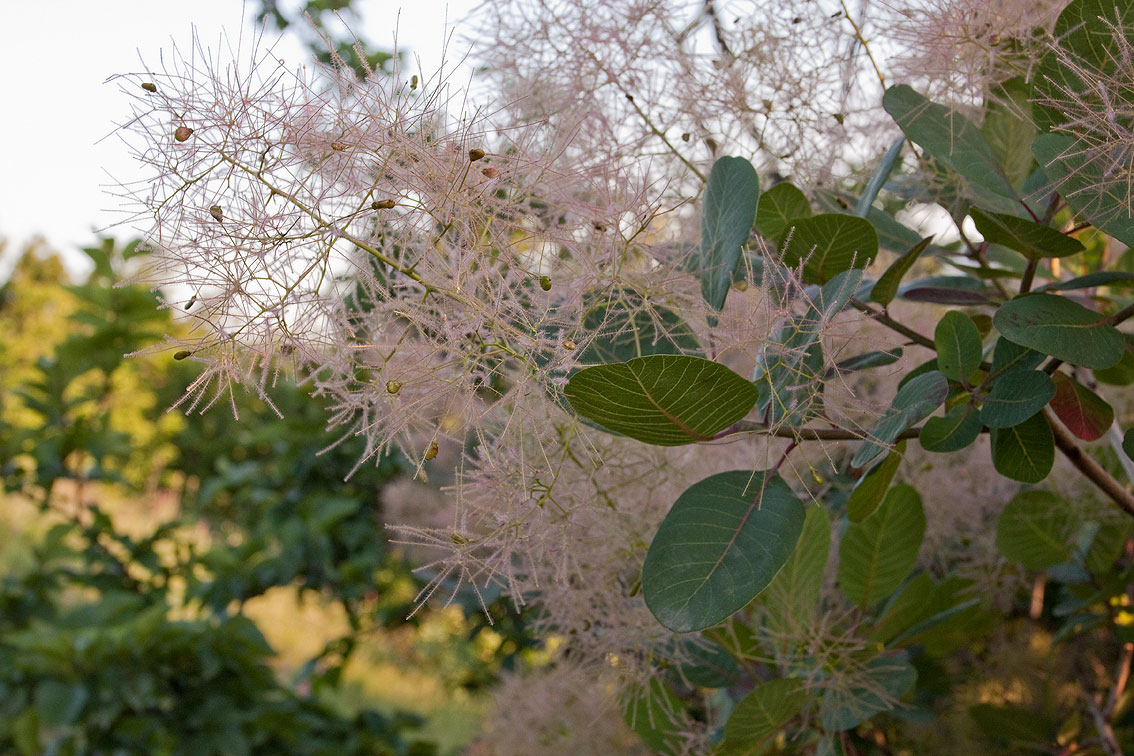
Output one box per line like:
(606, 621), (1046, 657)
(0, 0), (479, 274)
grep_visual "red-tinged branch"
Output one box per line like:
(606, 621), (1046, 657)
(852, 298), (1134, 518)
(1046, 408), (1134, 518)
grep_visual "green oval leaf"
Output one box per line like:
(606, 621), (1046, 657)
(991, 336), (1045, 376)
(701, 157), (760, 310)
(1050, 372), (1114, 441)
(722, 678), (808, 756)
(993, 293), (1125, 369)
(979, 370), (1056, 429)
(1033, 0), (1134, 133)
(990, 412), (1055, 484)
(883, 84), (1020, 206)
(838, 484), (926, 609)
(564, 355), (759, 446)
(870, 236), (934, 308)
(755, 182), (811, 240)
(920, 404), (982, 452)
(996, 490), (1076, 569)
(970, 206), (1085, 260)
(1096, 344), (1134, 385)
(847, 441), (905, 522)
(642, 471), (805, 632)
(935, 311), (983, 383)
(852, 371), (949, 468)
(760, 505), (830, 634)
(779, 213), (878, 284)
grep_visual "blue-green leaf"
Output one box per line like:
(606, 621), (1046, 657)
(935, 311), (983, 383)
(883, 84), (1020, 205)
(852, 371), (949, 468)
(755, 182), (811, 240)
(970, 206), (1085, 260)
(979, 370), (1055, 428)
(1033, 133), (1134, 248)
(993, 293), (1126, 369)
(990, 412), (1054, 483)
(855, 136), (905, 218)
(779, 213), (878, 284)
(642, 471), (805, 632)
(920, 404), (982, 452)
(701, 157), (760, 310)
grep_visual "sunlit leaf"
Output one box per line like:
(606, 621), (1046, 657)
(565, 355), (759, 446)
(779, 213), (878, 284)
(839, 484), (926, 609)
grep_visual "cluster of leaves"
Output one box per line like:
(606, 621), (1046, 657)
(0, 240), (530, 755)
(557, 0), (1134, 752)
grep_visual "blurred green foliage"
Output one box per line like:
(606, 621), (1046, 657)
(0, 239), (532, 755)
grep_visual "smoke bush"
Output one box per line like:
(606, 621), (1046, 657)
(113, 1), (1134, 752)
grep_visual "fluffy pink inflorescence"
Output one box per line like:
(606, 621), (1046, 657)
(112, 1), (1082, 745)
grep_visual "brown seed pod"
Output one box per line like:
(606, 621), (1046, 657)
(563, 339), (577, 351)
(481, 167), (499, 178)
(681, 132), (690, 142)
(331, 142), (346, 151)
(174, 126), (193, 142)
(468, 148), (486, 162)
(209, 205), (223, 221)
(424, 439), (439, 461)
(410, 74), (419, 90)
(371, 199), (396, 210)
(386, 380), (403, 394)
(173, 350), (192, 361)
(141, 82), (157, 93)
(539, 276), (552, 291)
